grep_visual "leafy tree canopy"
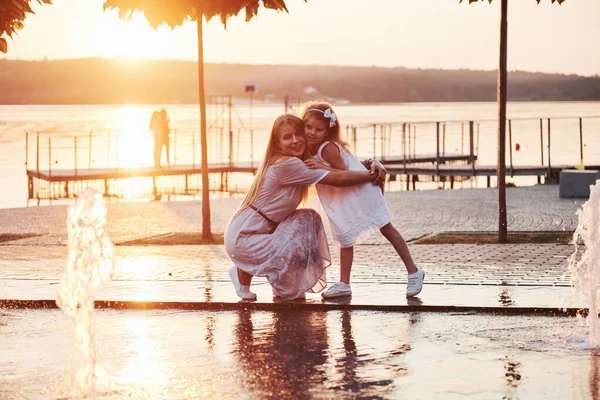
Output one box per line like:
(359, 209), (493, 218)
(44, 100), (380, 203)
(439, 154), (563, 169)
(103, 0), (298, 29)
(0, 0), (51, 53)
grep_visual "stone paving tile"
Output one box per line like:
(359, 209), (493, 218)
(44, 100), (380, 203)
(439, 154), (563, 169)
(0, 279), (581, 310)
(0, 185), (584, 310)
(0, 185), (582, 245)
(0, 243), (576, 286)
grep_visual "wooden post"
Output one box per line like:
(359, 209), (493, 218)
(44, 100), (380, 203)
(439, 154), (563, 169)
(88, 130), (93, 169)
(413, 125), (417, 158)
(442, 122), (446, 157)
(229, 129), (233, 167)
(406, 124), (411, 159)
(579, 117), (584, 167)
(508, 119), (513, 177)
(48, 138), (52, 177)
(402, 123), (407, 174)
(497, 0), (508, 243)
(436, 122), (440, 175)
(547, 118), (551, 181)
(539, 119), (544, 166)
(353, 127), (357, 153)
(469, 121), (475, 176)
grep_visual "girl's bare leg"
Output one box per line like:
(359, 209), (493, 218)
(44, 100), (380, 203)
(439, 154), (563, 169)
(340, 247), (354, 284)
(340, 246), (354, 284)
(380, 223), (418, 274)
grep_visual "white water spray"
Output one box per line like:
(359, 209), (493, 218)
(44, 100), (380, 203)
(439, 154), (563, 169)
(56, 188), (115, 396)
(569, 180), (600, 347)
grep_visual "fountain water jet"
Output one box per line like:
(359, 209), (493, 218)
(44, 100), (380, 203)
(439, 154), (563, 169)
(56, 188), (115, 397)
(569, 180), (600, 347)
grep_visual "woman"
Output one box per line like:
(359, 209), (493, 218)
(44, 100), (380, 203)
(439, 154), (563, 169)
(224, 114), (385, 300)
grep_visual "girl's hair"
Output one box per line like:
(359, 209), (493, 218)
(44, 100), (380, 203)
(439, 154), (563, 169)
(238, 114), (311, 211)
(300, 101), (348, 150)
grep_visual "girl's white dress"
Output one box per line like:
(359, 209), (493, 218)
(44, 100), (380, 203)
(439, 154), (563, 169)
(225, 157), (331, 299)
(314, 141), (392, 248)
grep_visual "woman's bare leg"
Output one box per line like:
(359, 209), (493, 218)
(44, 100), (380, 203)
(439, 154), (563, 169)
(237, 268), (253, 286)
(380, 223), (418, 274)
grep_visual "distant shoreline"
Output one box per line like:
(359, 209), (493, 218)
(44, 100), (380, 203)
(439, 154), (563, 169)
(1, 58), (599, 105)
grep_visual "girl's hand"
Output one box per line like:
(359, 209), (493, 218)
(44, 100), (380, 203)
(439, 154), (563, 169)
(370, 160), (387, 186)
(304, 159), (329, 170)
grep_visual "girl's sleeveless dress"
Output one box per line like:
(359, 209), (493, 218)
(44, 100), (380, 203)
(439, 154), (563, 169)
(314, 141), (392, 248)
(225, 157), (331, 299)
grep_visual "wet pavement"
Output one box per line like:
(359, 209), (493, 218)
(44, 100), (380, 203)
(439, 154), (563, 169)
(1, 309), (599, 399)
(1, 184), (596, 399)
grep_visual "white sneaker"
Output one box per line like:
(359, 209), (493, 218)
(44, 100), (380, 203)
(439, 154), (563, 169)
(406, 268), (425, 297)
(228, 267), (257, 300)
(322, 282), (352, 299)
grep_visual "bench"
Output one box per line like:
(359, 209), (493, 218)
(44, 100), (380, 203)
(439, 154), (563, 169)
(559, 169), (600, 198)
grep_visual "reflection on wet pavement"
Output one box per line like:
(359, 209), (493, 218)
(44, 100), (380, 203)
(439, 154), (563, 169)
(1, 309), (600, 399)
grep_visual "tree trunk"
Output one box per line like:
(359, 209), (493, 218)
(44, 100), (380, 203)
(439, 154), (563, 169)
(197, 17), (211, 239)
(497, 0), (508, 243)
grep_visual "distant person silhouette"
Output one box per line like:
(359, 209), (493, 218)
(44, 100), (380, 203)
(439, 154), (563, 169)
(159, 108), (171, 166)
(149, 110), (162, 168)
(149, 109), (171, 168)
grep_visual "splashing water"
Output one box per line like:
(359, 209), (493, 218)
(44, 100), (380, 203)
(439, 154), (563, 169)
(569, 180), (600, 348)
(56, 188), (115, 397)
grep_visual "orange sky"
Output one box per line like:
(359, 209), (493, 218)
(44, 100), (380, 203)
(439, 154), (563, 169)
(2, 0), (599, 76)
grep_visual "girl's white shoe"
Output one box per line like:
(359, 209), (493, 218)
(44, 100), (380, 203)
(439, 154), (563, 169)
(322, 282), (352, 298)
(406, 268), (425, 297)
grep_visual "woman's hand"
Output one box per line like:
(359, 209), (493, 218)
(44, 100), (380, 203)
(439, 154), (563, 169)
(369, 160), (387, 186)
(304, 158), (331, 171)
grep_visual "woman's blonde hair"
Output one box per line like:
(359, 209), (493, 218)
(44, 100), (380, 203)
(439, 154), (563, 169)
(238, 114), (311, 211)
(300, 101), (349, 150)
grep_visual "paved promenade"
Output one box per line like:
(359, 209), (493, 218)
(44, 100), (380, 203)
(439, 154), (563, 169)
(0, 184), (588, 312)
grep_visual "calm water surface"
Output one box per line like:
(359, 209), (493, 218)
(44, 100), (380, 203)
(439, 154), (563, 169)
(1, 101), (598, 209)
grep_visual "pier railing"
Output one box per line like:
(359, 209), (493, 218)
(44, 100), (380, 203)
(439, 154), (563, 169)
(24, 115), (600, 200)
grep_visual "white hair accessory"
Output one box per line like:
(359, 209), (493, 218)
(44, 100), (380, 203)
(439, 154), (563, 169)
(307, 108), (337, 128)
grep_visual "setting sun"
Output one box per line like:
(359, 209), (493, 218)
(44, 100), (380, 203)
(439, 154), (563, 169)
(100, 12), (185, 59)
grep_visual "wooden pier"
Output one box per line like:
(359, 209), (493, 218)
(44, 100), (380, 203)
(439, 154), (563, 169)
(24, 114), (599, 201)
(26, 162), (258, 200)
(384, 163), (571, 190)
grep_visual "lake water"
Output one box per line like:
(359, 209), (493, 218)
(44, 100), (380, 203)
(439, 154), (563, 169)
(0, 101), (598, 209)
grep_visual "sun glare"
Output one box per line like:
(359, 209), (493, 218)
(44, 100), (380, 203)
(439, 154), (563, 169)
(115, 106), (153, 169)
(102, 12), (177, 59)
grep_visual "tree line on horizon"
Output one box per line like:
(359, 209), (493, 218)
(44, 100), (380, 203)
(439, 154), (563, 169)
(0, 58), (598, 105)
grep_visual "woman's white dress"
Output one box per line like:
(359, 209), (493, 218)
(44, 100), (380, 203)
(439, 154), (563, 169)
(314, 141), (392, 248)
(225, 157), (331, 299)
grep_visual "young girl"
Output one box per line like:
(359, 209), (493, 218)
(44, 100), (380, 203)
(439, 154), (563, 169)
(301, 101), (425, 298)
